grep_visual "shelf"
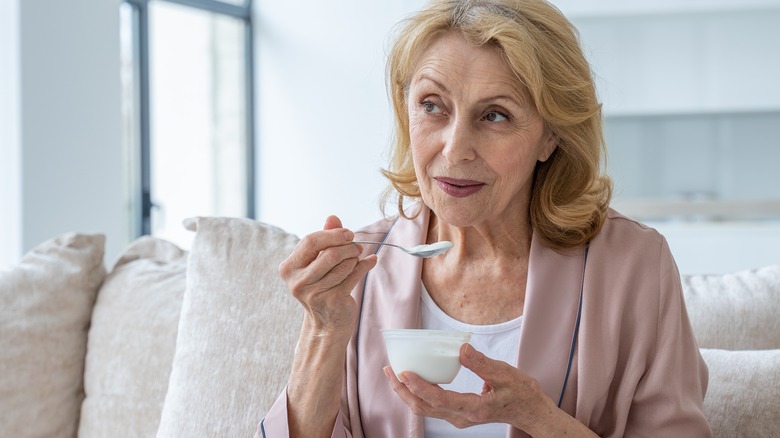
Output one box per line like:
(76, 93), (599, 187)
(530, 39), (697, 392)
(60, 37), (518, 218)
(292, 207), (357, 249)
(612, 199), (780, 221)
(556, 0), (780, 19)
(603, 108), (780, 119)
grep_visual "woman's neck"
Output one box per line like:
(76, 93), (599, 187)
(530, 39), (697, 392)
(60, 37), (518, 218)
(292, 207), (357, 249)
(422, 211), (532, 324)
(427, 211), (533, 262)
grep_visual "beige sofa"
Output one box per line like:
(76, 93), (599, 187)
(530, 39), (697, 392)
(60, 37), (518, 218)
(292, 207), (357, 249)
(1, 216), (779, 437)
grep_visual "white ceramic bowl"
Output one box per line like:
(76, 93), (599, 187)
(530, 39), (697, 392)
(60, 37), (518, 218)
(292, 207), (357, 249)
(382, 329), (471, 384)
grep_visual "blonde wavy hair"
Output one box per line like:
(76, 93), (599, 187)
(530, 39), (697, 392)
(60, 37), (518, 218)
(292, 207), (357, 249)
(381, 0), (612, 250)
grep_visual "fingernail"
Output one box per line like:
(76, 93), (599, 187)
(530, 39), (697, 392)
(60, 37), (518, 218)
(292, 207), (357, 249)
(462, 343), (475, 360)
(343, 230), (353, 241)
(399, 373), (410, 385)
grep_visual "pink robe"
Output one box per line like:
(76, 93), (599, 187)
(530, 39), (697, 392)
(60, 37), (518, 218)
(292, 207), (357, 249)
(260, 206), (711, 437)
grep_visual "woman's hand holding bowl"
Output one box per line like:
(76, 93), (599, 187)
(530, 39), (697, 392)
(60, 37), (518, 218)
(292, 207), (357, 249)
(384, 343), (555, 433)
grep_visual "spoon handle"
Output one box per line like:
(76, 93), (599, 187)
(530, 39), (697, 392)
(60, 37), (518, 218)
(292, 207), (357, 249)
(352, 240), (452, 258)
(352, 240), (399, 249)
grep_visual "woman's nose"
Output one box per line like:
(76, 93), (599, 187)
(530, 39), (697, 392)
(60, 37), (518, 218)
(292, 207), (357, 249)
(441, 118), (477, 163)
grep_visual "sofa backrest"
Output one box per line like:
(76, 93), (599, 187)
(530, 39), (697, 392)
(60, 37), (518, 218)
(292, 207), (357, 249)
(3, 221), (778, 438)
(155, 217), (302, 437)
(682, 264), (780, 349)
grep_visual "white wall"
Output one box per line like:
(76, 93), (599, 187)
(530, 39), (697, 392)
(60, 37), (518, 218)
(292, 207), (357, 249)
(254, 0), (426, 237)
(0, 0), (126, 265)
(0, 0), (22, 265)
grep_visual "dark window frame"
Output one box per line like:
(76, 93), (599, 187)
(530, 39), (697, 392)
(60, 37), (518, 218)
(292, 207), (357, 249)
(122, 0), (255, 236)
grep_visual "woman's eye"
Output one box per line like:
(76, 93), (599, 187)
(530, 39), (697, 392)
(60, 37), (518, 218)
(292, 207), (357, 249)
(421, 100), (442, 114)
(484, 111), (509, 122)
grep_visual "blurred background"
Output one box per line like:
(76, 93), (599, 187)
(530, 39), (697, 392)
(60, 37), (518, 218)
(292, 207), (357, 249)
(2, 0), (779, 274)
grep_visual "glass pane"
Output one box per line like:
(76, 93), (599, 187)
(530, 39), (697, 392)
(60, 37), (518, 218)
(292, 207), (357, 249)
(217, 0), (247, 5)
(149, 1), (248, 248)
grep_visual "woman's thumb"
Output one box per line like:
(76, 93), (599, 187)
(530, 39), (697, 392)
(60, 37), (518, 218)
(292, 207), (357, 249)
(323, 215), (343, 230)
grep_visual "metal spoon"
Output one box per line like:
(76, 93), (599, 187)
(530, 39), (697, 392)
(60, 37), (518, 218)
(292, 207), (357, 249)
(352, 240), (453, 258)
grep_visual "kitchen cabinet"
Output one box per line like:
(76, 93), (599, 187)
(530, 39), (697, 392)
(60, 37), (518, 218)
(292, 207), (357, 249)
(553, 1), (780, 273)
(559, 4), (780, 221)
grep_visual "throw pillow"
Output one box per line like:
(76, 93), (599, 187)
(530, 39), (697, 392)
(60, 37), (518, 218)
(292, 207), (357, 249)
(0, 233), (106, 437)
(682, 264), (780, 349)
(79, 236), (187, 437)
(156, 217), (301, 437)
(701, 348), (780, 437)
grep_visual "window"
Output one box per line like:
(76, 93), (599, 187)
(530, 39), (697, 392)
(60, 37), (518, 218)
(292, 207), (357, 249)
(120, 0), (254, 248)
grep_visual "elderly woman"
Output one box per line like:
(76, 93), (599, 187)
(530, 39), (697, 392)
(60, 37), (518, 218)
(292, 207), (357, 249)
(261, 0), (710, 437)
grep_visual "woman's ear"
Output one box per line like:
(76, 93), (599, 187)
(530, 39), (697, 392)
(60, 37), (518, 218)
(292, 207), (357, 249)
(538, 129), (559, 162)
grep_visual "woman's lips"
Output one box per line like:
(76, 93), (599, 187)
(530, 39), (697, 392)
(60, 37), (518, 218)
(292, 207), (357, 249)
(434, 177), (485, 198)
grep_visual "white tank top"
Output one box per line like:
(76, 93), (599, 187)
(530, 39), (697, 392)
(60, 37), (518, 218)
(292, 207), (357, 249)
(419, 282), (523, 437)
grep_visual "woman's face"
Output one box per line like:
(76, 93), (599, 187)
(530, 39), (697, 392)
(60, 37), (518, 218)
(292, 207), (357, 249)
(407, 31), (557, 229)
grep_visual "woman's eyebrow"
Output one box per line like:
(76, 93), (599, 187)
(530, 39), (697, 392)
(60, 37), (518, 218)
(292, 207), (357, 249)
(476, 95), (522, 106)
(412, 73), (449, 94)
(415, 73), (524, 103)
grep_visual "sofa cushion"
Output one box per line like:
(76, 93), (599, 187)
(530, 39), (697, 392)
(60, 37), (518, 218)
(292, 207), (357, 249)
(156, 217), (301, 437)
(701, 348), (780, 437)
(0, 233), (106, 438)
(79, 236), (187, 437)
(682, 264), (780, 349)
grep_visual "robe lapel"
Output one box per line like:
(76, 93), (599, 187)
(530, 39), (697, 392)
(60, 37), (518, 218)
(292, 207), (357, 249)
(356, 208), (429, 438)
(516, 233), (585, 413)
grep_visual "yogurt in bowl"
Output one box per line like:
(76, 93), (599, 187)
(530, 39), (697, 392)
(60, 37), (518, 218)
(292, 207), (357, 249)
(382, 329), (471, 384)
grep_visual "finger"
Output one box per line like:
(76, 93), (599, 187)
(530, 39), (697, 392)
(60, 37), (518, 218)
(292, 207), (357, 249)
(308, 253), (360, 290)
(290, 250), (377, 306)
(460, 343), (508, 384)
(384, 366), (403, 387)
(323, 215), (342, 230)
(384, 367), (437, 418)
(383, 367), (419, 403)
(337, 254), (378, 288)
(289, 243), (363, 291)
(400, 370), (481, 413)
(306, 247), (378, 291)
(394, 369), (486, 428)
(281, 228), (355, 275)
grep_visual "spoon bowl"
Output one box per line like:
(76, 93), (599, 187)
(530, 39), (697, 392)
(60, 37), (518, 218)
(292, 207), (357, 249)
(352, 240), (453, 258)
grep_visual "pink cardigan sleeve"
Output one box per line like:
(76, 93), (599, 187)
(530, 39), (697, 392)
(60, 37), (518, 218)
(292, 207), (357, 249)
(575, 214), (711, 437)
(622, 237), (711, 436)
(256, 388), (352, 438)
